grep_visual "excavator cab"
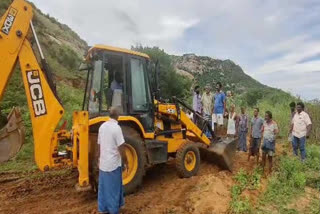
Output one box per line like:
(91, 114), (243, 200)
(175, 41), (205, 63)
(82, 46), (154, 132)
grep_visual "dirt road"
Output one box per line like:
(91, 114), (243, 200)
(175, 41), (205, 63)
(0, 151), (258, 214)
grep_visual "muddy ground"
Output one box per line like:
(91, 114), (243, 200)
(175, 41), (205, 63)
(0, 151), (264, 214)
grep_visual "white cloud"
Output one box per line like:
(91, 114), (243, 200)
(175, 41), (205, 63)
(143, 16), (199, 41)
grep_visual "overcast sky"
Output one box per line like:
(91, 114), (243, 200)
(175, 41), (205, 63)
(29, 0), (319, 100)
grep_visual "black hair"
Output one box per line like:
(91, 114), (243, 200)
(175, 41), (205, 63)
(216, 82), (222, 88)
(289, 102), (296, 108)
(296, 102), (305, 109)
(254, 107), (259, 112)
(265, 111), (272, 119)
(194, 85), (200, 90)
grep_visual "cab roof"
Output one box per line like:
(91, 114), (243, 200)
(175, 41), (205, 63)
(87, 44), (150, 59)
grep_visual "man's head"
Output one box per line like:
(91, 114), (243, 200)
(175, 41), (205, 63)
(289, 101), (296, 112)
(114, 71), (122, 83)
(194, 85), (200, 94)
(265, 111), (272, 121)
(296, 102), (304, 113)
(227, 90), (232, 97)
(109, 106), (120, 120)
(253, 107), (259, 117)
(241, 107), (246, 114)
(205, 85), (211, 94)
(216, 82), (222, 92)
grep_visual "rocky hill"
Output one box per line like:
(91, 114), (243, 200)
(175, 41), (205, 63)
(172, 54), (267, 94)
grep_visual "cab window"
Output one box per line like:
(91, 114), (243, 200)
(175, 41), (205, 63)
(130, 58), (151, 111)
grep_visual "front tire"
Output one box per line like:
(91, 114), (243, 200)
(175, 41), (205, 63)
(175, 142), (200, 178)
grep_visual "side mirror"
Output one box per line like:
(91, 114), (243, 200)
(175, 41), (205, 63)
(78, 62), (92, 71)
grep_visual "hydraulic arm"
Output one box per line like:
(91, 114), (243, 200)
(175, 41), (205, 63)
(0, 0), (89, 187)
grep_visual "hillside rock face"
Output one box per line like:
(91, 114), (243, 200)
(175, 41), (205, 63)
(172, 54), (266, 93)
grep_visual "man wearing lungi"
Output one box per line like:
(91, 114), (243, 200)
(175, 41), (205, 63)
(97, 107), (128, 214)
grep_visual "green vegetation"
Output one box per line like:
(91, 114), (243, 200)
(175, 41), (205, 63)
(229, 168), (263, 213)
(256, 142), (320, 213)
(229, 142), (320, 214)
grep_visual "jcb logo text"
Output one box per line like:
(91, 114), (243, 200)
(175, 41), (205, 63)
(1, 8), (17, 35)
(27, 70), (47, 117)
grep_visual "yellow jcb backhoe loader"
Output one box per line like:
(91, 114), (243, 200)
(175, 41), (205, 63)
(0, 0), (237, 194)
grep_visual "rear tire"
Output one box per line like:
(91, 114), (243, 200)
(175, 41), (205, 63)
(89, 126), (146, 195)
(175, 142), (200, 178)
(121, 131), (146, 195)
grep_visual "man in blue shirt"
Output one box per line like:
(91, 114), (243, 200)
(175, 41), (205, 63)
(213, 82), (226, 136)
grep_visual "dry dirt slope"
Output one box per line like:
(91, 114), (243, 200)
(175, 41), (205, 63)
(0, 151), (259, 214)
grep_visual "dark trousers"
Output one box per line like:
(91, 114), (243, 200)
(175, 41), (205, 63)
(292, 136), (306, 160)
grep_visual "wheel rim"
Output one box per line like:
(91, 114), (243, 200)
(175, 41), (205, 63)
(184, 151), (196, 171)
(122, 144), (138, 185)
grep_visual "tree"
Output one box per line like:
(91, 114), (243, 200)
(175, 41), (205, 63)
(132, 45), (191, 101)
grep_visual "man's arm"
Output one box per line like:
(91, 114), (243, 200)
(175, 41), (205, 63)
(306, 124), (312, 137)
(116, 127), (128, 170)
(118, 144), (128, 169)
(305, 114), (312, 137)
(274, 122), (279, 136)
(289, 123), (293, 134)
(223, 94), (226, 114)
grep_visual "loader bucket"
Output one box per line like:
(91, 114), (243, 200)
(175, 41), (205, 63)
(200, 137), (237, 171)
(0, 107), (25, 163)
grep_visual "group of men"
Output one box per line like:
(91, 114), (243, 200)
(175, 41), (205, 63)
(192, 82), (228, 138)
(192, 84), (313, 174)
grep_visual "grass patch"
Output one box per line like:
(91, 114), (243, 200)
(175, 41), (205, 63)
(256, 143), (320, 213)
(229, 168), (263, 213)
(306, 197), (320, 214)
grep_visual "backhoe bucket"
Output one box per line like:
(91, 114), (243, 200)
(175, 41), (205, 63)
(201, 137), (237, 171)
(0, 107), (25, 163)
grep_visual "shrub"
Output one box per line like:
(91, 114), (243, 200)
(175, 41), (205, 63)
(262, 155), (306, 205)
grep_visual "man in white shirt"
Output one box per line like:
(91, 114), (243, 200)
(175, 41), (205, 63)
(290, 102), (312, 161)
(97, 107), (128, 214)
